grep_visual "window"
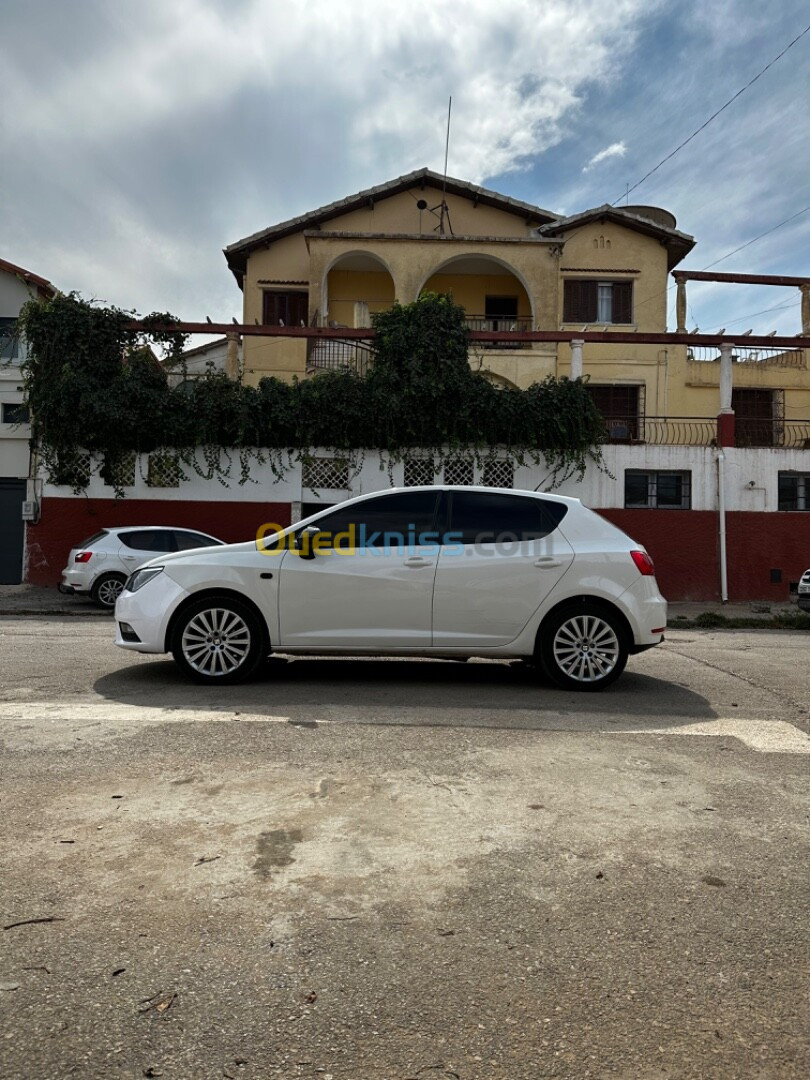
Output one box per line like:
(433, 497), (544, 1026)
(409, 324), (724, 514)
(0, 318), (19, 360)
(563, 280), (633, 324)
(2, 402), (29, 425)
(732, 388), (782, 447)
(778, 473), (810, 511)
(445, 491), (567, 545)
(484, 295), (518, 329)
(172, 530), (223, 550)
(585, 384), (643, 440)
(119, 530), (178, 553)
(313, 490), (441, 548)
(625, 471), (691, 509)
(262, 290), (308, 326)
(302, 457), (350, 490)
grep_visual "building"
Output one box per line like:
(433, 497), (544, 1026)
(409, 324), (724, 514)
(1, 257), (55, 584)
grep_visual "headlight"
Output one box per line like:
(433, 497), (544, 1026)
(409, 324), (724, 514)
(126, 566), (164, 593)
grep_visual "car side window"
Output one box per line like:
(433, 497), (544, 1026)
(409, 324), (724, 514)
(173, 530), (218, 550)
(444, 492), (567, 545)
(311, 491), (440, 549)
(119, 530), (177, 552)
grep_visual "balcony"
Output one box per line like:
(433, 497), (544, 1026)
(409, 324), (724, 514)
(599, 415), (810, 448)
(464, 315), (533, 348)
(307, 337), (373, 377)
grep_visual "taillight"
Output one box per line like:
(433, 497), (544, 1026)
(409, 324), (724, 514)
(630, 550), (655, 576)
(74, 551), (93, 563)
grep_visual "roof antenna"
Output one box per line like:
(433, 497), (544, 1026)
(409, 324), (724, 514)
(431, 96), (454, 236)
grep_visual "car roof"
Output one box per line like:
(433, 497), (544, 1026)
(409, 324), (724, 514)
(331, 485), (582, 506)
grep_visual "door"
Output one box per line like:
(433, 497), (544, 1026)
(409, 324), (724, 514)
(278, 490), (442, 648)
(0, 478), (25, 584)
(432, 490), (575, 647)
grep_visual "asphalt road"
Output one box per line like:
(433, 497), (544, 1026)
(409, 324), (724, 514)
(1, 618), (809, 1080)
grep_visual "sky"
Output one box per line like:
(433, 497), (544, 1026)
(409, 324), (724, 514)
(1, 0), (809, 338)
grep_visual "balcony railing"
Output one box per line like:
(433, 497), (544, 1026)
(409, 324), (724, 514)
(687, 345), (806, 368)
(465, 315), (533, 349)
(600, 416), (717, 446)
(307, 338), (374, 377)
(599, 415), (810, 447)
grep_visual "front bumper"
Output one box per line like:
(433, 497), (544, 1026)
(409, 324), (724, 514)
(114, 574), (190, 654)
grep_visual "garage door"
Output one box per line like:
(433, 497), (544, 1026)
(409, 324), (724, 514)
(0, 478), (26, 584)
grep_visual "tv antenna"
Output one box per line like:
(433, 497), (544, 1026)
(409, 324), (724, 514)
(430, 96), (454, 236)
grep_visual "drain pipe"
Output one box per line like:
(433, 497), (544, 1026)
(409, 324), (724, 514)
(716, 448), (728, 603)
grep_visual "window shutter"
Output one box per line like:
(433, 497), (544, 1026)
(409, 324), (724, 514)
(563, 281), (597, 322)
(612, 282), (632, 324)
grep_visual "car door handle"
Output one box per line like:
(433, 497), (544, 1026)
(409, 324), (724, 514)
(534, 557), (563, 568)
(403, 557), (432, 568)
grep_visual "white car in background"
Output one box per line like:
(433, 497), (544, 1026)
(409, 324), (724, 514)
(59, 526), (224, 609)
(114, 486), (667, 691)
(798, 568), (810, 612)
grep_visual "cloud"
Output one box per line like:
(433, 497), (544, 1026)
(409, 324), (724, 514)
(582, 141), (628, 173)
(0, 0), (807, 342)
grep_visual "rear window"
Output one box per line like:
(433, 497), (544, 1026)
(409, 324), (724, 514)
(444, 491), (567, 545)
(78, 531), (108, 548)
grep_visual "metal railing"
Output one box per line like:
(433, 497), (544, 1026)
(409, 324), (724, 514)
(599, 416), (718, 446)
(465, 315), (533, 349)
(307, 338), (374, 377)
(687, 345), (806, 368)
(598, 415), (810, 447)
(733, 419), (810, 448)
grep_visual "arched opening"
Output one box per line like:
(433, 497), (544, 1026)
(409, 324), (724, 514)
(323, 251), (395, 329)
(419, 254), (534, 344)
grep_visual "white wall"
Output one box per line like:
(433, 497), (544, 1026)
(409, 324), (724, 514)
(38, 443), (810, 513)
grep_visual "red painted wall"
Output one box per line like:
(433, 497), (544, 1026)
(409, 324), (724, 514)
(25, 497), (810, 601)
(25, 498), (291, 587)
(601, 509), (810, 603)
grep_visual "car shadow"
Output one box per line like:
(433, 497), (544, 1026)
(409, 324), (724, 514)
(93, 653), (717, 732)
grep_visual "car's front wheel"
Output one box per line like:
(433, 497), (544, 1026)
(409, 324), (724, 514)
(170, 596), (266, 684)
(91, 572), (127, 610)
(538, 603), (628, 691)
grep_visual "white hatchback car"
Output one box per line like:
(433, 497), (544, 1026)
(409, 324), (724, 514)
(798, 568), (810, 612)
(114, 487), (667, 691)
(60, 526), (224, 609)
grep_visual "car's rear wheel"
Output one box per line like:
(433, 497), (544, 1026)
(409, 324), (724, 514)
(91, 572), (127, 610)
(170, 596), (266, 684)
(539, 603), (628, 691)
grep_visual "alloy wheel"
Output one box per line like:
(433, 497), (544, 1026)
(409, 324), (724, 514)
(180, 607), (252, 676)
(551, 613), (620, 684)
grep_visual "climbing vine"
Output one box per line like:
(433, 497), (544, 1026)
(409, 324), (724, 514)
(18, 291), (607, 494)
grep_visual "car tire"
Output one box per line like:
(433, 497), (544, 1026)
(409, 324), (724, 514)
(170, 595), (266, 685)
(91, 573), (127, 610)
(538, 602), (628, 692)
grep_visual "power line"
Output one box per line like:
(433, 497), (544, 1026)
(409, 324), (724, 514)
(701, 204), (810, 270)
(610, 22), (810, 205)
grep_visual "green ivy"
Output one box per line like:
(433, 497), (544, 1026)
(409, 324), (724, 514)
(19, 291), (607, 493)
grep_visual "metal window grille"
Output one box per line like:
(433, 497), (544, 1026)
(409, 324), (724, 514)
(625, 470), (691, 509)
(481, 459), (515, 488)
(302, 457), (350, 490)
(778, 473), (810, 511)
(104, 451), (136, 488)
(147, 453), (182, 488)
(403, 457), (436, 487)
(443, 459), (474, 486)
(49, 450), (92, 489)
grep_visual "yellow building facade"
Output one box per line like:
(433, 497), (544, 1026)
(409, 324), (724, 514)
(224, 169), (808, 437)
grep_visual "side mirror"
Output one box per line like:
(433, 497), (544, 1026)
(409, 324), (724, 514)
(295, 524), (322, 560)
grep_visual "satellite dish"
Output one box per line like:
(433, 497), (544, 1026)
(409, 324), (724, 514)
(416, 199), (428, 210)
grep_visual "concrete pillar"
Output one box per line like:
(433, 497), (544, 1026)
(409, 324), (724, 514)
(225, 331), (240, 381)
(570, 339), (584, 380)
(719, 342), (733, 412)
(675, 275), (687, 334)
(800, 284), (810, 336)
